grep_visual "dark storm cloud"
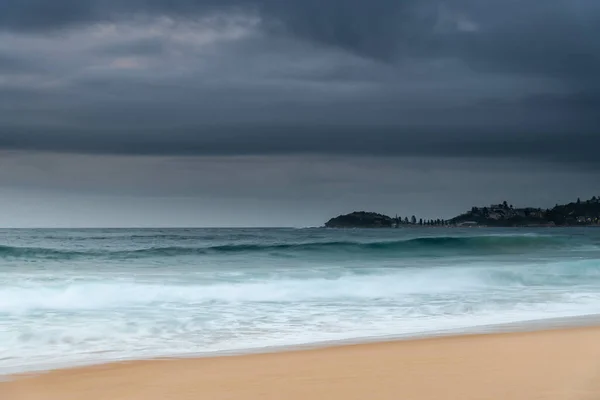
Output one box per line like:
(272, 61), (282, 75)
(99, 38), (167, 56)
(0, 0), (232, 31)
(0, 52), (38, 73)
(2, 0), (598, 70)
(0, 0), (599, 164)
(1, 112), (599, 167)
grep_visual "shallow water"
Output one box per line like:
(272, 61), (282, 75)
(1, 227), (599, 374)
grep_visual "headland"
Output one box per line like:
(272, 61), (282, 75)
(325, 196), (600, 228)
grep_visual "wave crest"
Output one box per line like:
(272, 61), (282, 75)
(0, 235), (570, 259)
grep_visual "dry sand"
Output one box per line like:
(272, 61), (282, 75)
(3, 326), (600, 400)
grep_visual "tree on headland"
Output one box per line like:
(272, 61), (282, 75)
(419, 218), (423, 225)
(404, 217), (409, 224)
(411, 215), (417, 224)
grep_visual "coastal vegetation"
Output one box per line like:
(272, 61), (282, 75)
(325, 197), (600, 228)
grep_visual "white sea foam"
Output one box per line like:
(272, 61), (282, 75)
(1, 228), (600, 375)
(0, 271), (487, 313)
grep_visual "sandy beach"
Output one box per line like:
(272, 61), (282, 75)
(3, 326), (600, 400)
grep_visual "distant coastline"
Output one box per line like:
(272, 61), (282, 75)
(325, 196), (600, 228)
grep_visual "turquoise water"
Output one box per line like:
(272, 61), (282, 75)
(1, 228), (600, 374)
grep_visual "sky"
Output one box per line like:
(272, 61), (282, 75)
(0, 0), (599, 227)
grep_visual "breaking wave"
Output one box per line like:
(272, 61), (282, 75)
(0, 234), (574, 259)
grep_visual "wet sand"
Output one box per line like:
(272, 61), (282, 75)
(3, 326), (600, 400)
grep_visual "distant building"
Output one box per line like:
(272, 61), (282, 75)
(488, 212), (501, 220)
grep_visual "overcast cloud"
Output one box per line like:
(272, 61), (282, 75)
(0, 0), (599, 226)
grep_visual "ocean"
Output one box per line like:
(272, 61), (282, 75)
(1, 227), (600, 375)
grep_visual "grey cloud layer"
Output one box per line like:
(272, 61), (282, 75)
(3, 0), (598, 69)
(0, 0), (599, 163)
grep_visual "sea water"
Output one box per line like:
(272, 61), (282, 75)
(1, 227), (600, 374)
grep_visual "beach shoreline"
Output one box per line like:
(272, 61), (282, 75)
(4, 228), (600, 383)
(3, 323), (600, 400)
(3, 313), (600, 379)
